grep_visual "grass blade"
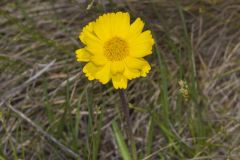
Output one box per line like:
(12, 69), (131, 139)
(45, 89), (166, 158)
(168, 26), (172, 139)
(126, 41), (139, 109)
(112, 121), (132, 160)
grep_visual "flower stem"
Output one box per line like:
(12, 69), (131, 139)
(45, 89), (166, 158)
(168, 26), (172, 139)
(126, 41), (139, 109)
(118, 89), (137, 160)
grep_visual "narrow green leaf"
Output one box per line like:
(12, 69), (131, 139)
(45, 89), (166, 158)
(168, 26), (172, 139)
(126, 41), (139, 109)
(112, 121), (131, 160)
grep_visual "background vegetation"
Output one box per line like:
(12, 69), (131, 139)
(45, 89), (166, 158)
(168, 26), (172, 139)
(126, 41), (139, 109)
(0, 0), (240, 159)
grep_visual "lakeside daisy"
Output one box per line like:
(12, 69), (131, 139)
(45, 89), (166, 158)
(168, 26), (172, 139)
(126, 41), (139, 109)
(76, 12), (154, 89)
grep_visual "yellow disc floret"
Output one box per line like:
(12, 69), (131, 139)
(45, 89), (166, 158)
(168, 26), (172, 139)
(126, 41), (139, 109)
(104, 37), (129, 61)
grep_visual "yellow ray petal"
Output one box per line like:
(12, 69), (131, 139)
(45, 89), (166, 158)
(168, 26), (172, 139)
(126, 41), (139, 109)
(125, 57), (151, 76)
(79, 22), (95, 44)
(111, 12), (130, 37)
(129, 30), (155, 58)
(94, 14), (112, 41)
(124, 67), (140, 80)
(110, 61), (125, 75)
(126, 18), (144, 40)
(95, 63), (111, 84)
(79, 22), (105, 55)
(112, 74), (128, 89)
(90, 55), (108, 66)
(140, 62), (151, 77)
(83, 62), (99, 80)
(75, 48), (91, 62)
(85, 42), (104, 56)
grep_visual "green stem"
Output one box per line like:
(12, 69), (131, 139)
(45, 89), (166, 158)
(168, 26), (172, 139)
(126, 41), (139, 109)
(118, 89), (137, 160)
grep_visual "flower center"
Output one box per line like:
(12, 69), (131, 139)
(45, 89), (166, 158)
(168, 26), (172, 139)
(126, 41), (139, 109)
(104, 37), (129, 61)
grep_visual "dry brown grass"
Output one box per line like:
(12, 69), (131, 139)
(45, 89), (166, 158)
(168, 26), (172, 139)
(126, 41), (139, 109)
(0, 0), (240, 159)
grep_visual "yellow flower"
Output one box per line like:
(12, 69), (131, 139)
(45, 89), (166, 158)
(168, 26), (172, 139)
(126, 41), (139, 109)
(76, 12), (154, 89)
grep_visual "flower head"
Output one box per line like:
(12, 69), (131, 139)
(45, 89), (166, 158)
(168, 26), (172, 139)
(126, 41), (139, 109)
(178, 80), (189, 102)
(76, 12), (154, 89)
